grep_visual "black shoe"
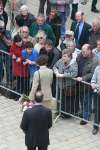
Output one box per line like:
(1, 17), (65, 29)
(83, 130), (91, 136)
(91, 8), (100, 13)
(92, 128), (99, 135)
(80, 120), (87, 125)
(60, 114), (71, 119)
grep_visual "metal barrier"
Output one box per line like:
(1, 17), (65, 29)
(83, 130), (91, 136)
(0, 49), (30, 98)
(0, 49), (100, 127)
(55, 76), (100, 127)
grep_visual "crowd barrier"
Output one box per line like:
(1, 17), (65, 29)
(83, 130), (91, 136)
(55, 76), (100, 127)
(0, 49), (29, 98)
(0, 49), (100, 127)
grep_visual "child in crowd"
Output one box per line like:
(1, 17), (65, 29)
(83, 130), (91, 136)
(22, 42), (39, 88)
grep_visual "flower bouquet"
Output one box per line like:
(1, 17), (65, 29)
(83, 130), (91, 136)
(19, 95), (34, 112)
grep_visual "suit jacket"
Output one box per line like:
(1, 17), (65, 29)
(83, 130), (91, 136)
(71, 21), (91, 48)
(20, 104), (52, 147)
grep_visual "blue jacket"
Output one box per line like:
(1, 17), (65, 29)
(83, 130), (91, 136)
(22, 48), (39, 75)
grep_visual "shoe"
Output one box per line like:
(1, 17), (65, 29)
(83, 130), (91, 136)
(91, 8), (100, 13)
(92, 128), (99, 135)
(60, 114), (71, 119)
(80, 120), (87, 125)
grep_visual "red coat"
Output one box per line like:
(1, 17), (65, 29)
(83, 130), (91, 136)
(10, 43), (28, 77)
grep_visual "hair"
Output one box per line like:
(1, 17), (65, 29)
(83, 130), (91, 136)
(37, 54), (48, 66)
(36, 30), (46, 39)
(35, 91), (44, 103)
(45, 39), (53, 47)
(13, 34), (22, 42)
(81, 44), (92, 52)
(37, 13), (45, 19)
(20, 5), (29, 12)
(26, 41), (33, 48)
(62, 48), (72, 58)
(21, 26), (29, 33)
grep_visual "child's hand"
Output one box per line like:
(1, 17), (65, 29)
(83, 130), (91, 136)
(26, 59), (32, 64)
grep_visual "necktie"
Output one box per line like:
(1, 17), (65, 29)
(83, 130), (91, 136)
(75, 23), (80, 40)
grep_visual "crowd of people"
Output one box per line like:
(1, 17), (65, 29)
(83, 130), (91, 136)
(0, 0), (100, 140)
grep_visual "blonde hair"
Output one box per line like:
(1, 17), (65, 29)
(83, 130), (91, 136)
(36, 30), (46, 40)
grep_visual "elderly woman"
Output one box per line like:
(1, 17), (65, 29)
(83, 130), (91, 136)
(29, 54), (53, 109)
(53, 49), (78, 117)
(34, 30), (47, 54)
(15, 5), (36, 28)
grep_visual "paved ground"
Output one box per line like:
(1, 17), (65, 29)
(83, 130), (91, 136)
(1, 0), (100, 150)
(0, 94), (100, 150)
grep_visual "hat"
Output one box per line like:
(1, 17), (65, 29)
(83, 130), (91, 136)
(65, 30), (74, 36)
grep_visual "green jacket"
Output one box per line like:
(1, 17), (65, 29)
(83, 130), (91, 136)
(29, 22), (56, 46)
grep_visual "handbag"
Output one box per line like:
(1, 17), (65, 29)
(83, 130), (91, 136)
(36, 71), (41, 91)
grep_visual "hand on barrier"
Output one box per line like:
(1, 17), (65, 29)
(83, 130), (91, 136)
(75, 77), (83, 82)
(56, 73), (64, 78)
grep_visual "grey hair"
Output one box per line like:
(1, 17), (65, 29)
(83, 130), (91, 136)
(62, 48), (72, 58)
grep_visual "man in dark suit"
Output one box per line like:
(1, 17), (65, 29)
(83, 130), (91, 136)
(71, 11), (91, 49)
(20, 91), (52, 150)
(91, 0), (100, 13)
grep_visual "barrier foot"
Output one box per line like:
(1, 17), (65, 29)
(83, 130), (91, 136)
(53, 113), (61, 124)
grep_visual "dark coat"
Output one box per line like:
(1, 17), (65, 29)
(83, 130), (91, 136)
(71, 21), (91, 49)
(89, 28), (100, 49)
(15, 13), (36, 28)
(29, 22), (56, 46)
(46, 15), (61, 46)
(20, 105), (52, 147)
(76, 53), (98, 82)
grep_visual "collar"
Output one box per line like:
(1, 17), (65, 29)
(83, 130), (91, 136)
(40, 65), (47, 69)
(34, 102), (42, 106)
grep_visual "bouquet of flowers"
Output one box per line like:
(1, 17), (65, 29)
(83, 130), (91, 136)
(19, 95), (34, 112)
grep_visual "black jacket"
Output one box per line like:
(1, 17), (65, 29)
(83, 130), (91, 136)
(20, 105), (52, 147)
(15, 13), (36, 28)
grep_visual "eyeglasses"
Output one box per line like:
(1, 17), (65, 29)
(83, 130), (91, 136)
(38, 37), (44, 39)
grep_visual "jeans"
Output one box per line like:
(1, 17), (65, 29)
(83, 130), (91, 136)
(58, 12), (67, 40)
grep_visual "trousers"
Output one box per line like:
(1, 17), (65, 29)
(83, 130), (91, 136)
(38, 0), (51, 16)
(27, 145), (48, 150)
(92, 0), (97, 9)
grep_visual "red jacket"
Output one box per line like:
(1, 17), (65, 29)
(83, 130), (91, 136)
(10, 43), (28, 77)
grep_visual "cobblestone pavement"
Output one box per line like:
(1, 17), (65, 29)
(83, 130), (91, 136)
(1, 0), (100, 150)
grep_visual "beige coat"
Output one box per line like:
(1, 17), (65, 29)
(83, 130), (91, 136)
(29, 66), (53, 101)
